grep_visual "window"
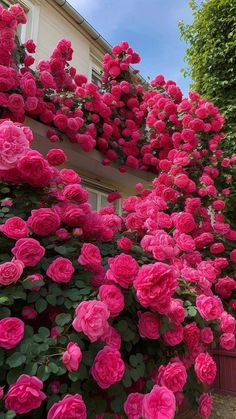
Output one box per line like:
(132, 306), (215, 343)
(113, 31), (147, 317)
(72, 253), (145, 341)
(89, 52), (103, 89)
(86, 187), (121, 213)
(91, 68), (102, 89)
(0, 0), (40, 44)
(81, 177), (121, 214)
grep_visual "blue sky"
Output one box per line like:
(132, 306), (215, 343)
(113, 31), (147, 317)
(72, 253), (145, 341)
(68, 0), (193, 95)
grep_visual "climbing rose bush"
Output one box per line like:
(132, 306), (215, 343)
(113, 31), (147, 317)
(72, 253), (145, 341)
(0, 3), (235, 419)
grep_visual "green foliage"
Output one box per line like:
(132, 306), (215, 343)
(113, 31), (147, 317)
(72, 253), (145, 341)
(179, 0), (236, 154)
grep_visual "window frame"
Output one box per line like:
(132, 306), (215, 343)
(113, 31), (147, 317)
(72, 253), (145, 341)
(81, 177), (122, 214)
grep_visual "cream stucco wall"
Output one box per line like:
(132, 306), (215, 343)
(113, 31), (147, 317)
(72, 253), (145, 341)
(18, 0), (106, 77)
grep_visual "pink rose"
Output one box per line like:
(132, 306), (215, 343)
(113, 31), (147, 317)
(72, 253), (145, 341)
(63, 184), (88, 204)
(78, 243), (102, 271)
(98, 284), (125, 317)
(62, 342), (82, 371)
(107, 253), (139, 288)
(5, 374), (46, 415)
(220, 311), (235, 333)
(91, 346), (125, 389)
(0, 216), (29, 239)
(25, 39), (36, 53)
(26, 273), (44, 291)
(47, 149), (67, 166)
(142, 385), (176, 419)
(28, 208), (60, 236)
(18, 150), (53, 187)
(138, 311), (160, 339)
(134, 262), (177, 313)
(101, 325), (121, 350)
(196, 295), (223, 321)
(124, 393), (144, 419)
(215, 277), (236, 298)
(230, 249), (236, 263)
(117, 237), (132, 251)
(12, 238), (45, 267)
(0, 317), (24, 349)
(59, 168), (81, 184)
(163, 325), (184, 346)
(201, 327), (214, 345)
(47, 394), (86, 419)
(47, 257), (74, 283)
(173, 212), (196, 233)
(0, 260), (24, 285)
(219, 333), (235, 350)
(184, 322), (200, 350)
(156, 361), (187, 392)
(168, 299), (186, 325)
(72, 300), (110, 342)
(0, 386), (3, 400)
(198, 393), (213, 419)
(0, 120), (30, 170)
(194, 352), (216, 385)
(22, 305), (37, 320)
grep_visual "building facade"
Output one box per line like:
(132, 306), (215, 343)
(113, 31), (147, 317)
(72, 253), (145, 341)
(1, 0), (153, 210)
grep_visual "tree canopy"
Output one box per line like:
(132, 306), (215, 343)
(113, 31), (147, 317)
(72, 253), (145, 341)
(179, 0), (236, 154)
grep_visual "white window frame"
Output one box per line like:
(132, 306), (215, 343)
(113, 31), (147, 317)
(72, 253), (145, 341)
(89, 52), (103, 87)
(81, 177), (122, 214)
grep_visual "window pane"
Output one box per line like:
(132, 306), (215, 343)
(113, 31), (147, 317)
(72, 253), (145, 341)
(101, 194), (108, 209)
(88, 191), (98, 210)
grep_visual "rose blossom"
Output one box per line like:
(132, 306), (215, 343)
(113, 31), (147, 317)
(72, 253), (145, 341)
(47, 257), (75, 283)
(117, 237), (132, 251)
(47, 394), (86, 419)
(198, 393), (213, 419)
(72, 300), (110, 342)
(28, 208), (60, 236)
(124, 393), (144, 419)
(168, 299), (186, 325)
(12, 238), (45, 267)
(22, 305), (37, 320)
(47, 149), (67, 166)
(98, 284), (125, 317)
(201, 327), (214, 344)
(0, 317), (24, 349)
(194, 352), (216, 385)
(100, 325), (121, 349)
(219, 333), (235, 350)
(220, 311), (235, 334)
(184, 322), (201, 350)
(196, 295), (223, 321)
(142, 385), (176, 419)
(0, 120), (30, 170)
(62, 342), (82, 371)
(163, 325), (184, 346)
(0, 259), (24, 285)
(156, 361), (187, 392)
(133, 262), (177, 313)
(107, 253), (139, 288)
(0, 216), (29, 239)
(5, 374), (46, 415)
(138, 311), (160, 339)
(91, 346), (125, 389)
(78, 243), (102, 271)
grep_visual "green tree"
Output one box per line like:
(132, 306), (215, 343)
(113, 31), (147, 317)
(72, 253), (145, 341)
(179, 0), (236, 154)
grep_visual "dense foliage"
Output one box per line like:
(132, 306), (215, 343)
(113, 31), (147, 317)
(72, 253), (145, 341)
(179, 0), (236, 155)
(0, 3), (236, 419)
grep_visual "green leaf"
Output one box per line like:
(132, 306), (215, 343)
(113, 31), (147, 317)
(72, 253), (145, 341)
(38, 327), (50, 338)
(187, 306), (197, 317)
(5, 411), (16, 419)
(55, 313), (72, 326)
(7, 352), (26, 368)
(48, 362), (59, 374)
(37, 365), (50, 381)
(35, 298), (48, 313)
